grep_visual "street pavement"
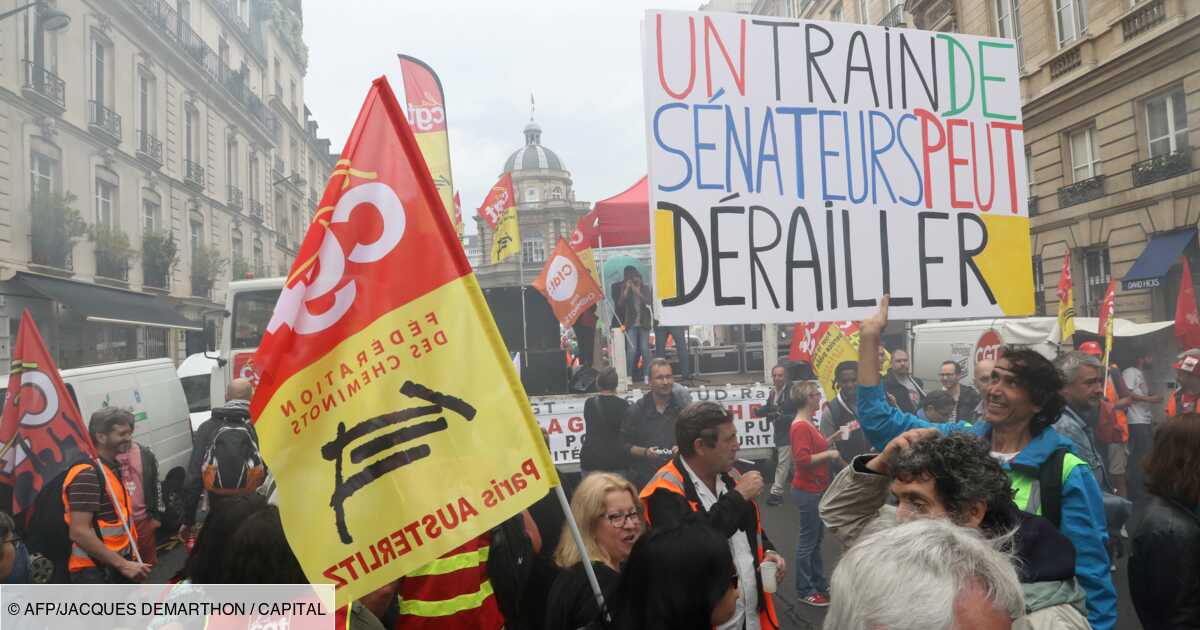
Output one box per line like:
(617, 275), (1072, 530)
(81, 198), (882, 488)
(755, 492), (1144, 630)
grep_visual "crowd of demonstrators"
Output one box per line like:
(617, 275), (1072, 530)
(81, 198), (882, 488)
(820, 361), (870, 463)
(620, 358), (682, 488)
(820, 429), (1090, 628)
(580, 367), (632, 476)
(919, 389), (956, 423)
(824, 518), (1025, 630)
(545, 473), (642, 630)
(788, 381), (838, 607)
(937, 360), (982, 423)
(614, 266), (653, 383)
(883, 348), (925, 414)
(640, 401), (784, 629)
(1129, 415), (1200, 629)
(753, 364), (795, 506)
(854, 298), (1117, 630)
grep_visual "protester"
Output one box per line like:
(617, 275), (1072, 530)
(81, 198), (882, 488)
(883, 348), (925, 414)
(580, 367), (632, 476)
(1052, 351), (1108, 487)
(620, 358), (682, 488)
(1165, 348), (1200, 417)
(64, 407), (150, 584)
(545, 472), (643, 630)
(789, 380), (838, 607)
(209, 502), (307, 584)
(819, 361), (871, 462)
(615, 266), (652, 382)
(0, 512), (24, 583)
(1129, 415), (1200, 630)
(640, 402), (783, 629)
(116, 434), (163, 567)
(180, 494), (268, 584)
(938, 360), (981, 422)
(753, 364), (794, 506)
(823, 518), (1024, 630)
(920, 390), (956, 423)
(654, 324), (691, 381)
(1079, 342), (1132, 498)
(182, 378), (263, 545)
(573, 305), (597, 369)
(820, 429), (1090, 628)
(602, 518), (740, 630)
(1123, 350), (1161, 502)
(973, 358), (996, 421)
(855, 297), (1116, 630)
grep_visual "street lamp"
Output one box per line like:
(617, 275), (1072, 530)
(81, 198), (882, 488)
(0, 2), (71, 30)
(272, 173), (306, 188)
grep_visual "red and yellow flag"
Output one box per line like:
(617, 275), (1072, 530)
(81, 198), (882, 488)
(398, 55), (460, 236)
(251, 77), (557, 605)
(1097, 279), (1116, 365)
(1057, 253), (1076, 342)
(0, 310), (97, 514)
(533, 238), (603, 328)
(568, 211), (600, 285)
(479, 173), (520, 264)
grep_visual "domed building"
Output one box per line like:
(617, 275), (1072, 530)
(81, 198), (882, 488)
(475, 117), (590, 289)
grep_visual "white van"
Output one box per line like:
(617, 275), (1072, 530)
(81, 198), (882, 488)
(177, 353), (219, 432)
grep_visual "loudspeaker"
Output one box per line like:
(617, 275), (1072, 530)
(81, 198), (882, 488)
(743, 343), (765, 373)
(523, 350), (569, 396)
(697, 346), (741, 375)
(482, 286), (560, 353)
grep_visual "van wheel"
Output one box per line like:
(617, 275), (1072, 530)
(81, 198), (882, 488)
(28, 553), (54, 584)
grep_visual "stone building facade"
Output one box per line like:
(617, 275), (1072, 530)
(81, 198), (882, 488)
(748, 0), (1199, 324)
(0, 0), (336, 369)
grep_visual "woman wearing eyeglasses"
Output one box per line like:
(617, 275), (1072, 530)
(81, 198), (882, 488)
(0, 511), (26, 583)
(545, 472), (643, 630)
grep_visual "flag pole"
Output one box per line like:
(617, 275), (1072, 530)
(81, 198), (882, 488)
(553, 483), (608, 621)
(519, 250), (528, 351)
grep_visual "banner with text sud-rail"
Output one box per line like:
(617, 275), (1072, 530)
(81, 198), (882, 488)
(644, 11), (1031, 325)
(250, 77), (557, 606)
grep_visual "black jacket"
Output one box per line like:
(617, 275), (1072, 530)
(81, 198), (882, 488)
(954, 385), (982, 422)
(182, 399), (258, 526)
(753, 385), (795, 446)
(884, 372), (925, 414)
(642, 455), (777, 625)
(135, 443), (162, 522)
(620, 394), (682, 488)
(1129, 495), (1200, 629)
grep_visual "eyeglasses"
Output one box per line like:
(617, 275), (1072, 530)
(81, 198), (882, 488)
(603, 510), (640, 527)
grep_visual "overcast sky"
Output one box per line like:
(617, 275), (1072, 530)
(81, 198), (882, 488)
(301, 0), (702, 235)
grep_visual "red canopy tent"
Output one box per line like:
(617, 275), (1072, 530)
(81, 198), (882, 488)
(581, 176), (649, 248)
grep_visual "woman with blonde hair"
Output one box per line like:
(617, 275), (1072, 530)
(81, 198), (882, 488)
(544, 472), (643, 630)
(790, 379), (840, 607)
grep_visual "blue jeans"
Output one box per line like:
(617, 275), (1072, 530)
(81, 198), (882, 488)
(654, 325), (691, 378)
(792, 487), (828, 597)
(626, 326), (650, 380)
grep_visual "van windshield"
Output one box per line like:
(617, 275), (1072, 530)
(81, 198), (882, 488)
(181, 374), (211, 413)
(232, 289), (281, 349)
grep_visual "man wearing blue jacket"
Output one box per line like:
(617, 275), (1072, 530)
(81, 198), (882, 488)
(854, 297), (1117, 630)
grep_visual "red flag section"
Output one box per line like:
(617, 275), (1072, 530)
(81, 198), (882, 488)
(0, 310), (97, 514)
(476, 173), (515, 229)
(1175, 257), (1200, 349)
(532, 239), (603, 328)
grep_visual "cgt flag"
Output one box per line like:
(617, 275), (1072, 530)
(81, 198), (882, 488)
(398, 55), (460, 236)
(533, 238), (603, 328)
(0, 310), (97, 514)
(789, 321), (888, 402)
(1057, 253), (1076, 342)
(479, 173), (520, 264)
(1175, 257), (1200, 348)
(250, 77), (557, 606)
(1097, 279), (1116, 364)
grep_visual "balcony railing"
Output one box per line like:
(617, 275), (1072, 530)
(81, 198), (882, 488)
(1122, 0), (1165, 41)
(1132, 149), (1192, 187)
(1049, 46), (1082, 79)
(227, 185), (244, 211)
(143, 264), (170, 290)
(22, 60), (66, 111)
(137, 130), (163, 166)
(95, 249), (129, 282)
(183, 159), (205, 189)
(878, 3), (905, 27)
(190, 276), (212, 299)
(88, 100), (122, 142)
(1029, 195), (1039, 217)
(1057, 174), (1106, 208)
(249, 199), (265, 222)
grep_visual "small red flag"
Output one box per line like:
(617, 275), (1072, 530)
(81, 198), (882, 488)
(1097, 279), (1116, 357)
(789, 322), (827, 363)
(476, 173), (516, 230)
(1175, 258), (1200, 349)
(532, 239), (604, 328)
(0, 310), (97, 514)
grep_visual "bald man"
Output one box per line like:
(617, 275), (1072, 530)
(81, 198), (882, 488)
(181, 378), (262, 539)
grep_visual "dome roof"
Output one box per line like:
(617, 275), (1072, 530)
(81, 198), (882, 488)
(503, 118), (565, 173)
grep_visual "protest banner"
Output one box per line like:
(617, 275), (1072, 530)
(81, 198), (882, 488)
(533, 239), (603, 328)
(398, 55), (460, 236)
(643, 11), (1031, 325)
(0, 310), (96, 514)
(250, 77), (557, 605)
(480, 173), (520, 264)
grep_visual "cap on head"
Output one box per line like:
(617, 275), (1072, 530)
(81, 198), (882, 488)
(1174, 354), (1200, 375)
(1078, 341), (1102, 357)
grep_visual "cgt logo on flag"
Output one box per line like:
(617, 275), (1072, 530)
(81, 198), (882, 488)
(533, 239), (603, 328)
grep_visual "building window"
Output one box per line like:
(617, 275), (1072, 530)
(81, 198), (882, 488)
(1068, 126), (1099, 182)
(550, 186), (562, 200)
(184, 106), (199, 163)
(1054, 0), (1088, 47)
(1146, 89), (1188, 158)
(30, 152), (55, 198)
(248, 151), (260, 201)
(190, 220), (203, 253)
(290, 79), (299, 117)
(1033, 256), (1046, 315)
(522, 239), (546, 264)
(995, 0), (1023, 65)
(142, 199), (160, 233)
(232, 235), (242, 262)
(525, 187), (538, 202)
(253, 239), (264, 276)
(857, 0), (869, 22)
(227, 137), (239, 189)
(95, 178), (116, 227)
(92, 38), (112, 106)
(138, 71), (156, 134)
(1082, 247), (1110, 317)
(830, 3), (843, 21)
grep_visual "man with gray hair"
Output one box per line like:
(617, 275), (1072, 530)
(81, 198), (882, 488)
(824, 518), (1024, 630)
(1052, 351), (1107, 487)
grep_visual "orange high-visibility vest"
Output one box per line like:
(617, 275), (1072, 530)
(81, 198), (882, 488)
(1105, 377), (1129, 442)
(639, 459), (781, 630)
(62, 461), (133, 572)
(1166, 389), (1199, 418)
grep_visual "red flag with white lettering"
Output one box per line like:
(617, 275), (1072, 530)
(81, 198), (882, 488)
(1175, 258), (1200, 349)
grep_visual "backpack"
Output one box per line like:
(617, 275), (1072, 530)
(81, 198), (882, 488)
(201, 422), (265, 495)
(1037, 447), (1130, 533)
(23, 459), (107, 583)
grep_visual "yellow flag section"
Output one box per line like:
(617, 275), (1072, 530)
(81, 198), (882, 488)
(491, 208), (520, 264)
(809, 324), (861, 403)
(259, 276), (556, 602)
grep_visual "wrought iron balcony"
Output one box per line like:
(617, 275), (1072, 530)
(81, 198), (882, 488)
(227, 185), (244, 211)
(137, 130), (163, 166)
(183, 159), (205, 189)
(22, 60), (66, 112)
(88, 101), (122, 143)
(143, 263), (170, 290)
(878, 3), (905, 27)
(1057, 175), (1105, 209)
(95, 249), (129, 281)
(249, 199), (265, 222)
(1122, 0), (1165, 41)
(1132, 149), (1192, 187)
